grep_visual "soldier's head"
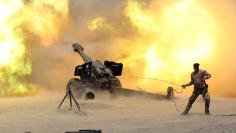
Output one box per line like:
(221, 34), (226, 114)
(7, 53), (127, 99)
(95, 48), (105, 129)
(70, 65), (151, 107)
(193, 63), (200, 72)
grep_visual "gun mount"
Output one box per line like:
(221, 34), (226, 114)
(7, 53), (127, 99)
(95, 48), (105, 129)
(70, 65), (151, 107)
(67, 43), (123, 99)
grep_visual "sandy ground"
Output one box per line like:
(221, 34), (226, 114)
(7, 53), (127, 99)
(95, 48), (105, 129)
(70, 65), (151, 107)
(0, 90), (236, 133)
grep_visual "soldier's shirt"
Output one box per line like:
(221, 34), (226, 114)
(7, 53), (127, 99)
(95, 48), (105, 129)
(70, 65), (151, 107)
(191, 69), (210, 89)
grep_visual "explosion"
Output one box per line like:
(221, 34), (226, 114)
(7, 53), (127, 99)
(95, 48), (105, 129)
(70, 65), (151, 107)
(0, 0), (68, 96)
(118, 0), (218, 92)
(88, 17), (112, 32)
(0, 0), (224, 96)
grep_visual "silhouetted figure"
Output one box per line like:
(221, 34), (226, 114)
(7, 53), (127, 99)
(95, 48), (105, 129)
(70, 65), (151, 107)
(182, 63), (211, 115)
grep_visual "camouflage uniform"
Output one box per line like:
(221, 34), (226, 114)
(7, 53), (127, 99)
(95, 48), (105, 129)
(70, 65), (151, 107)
(183, 69), (211, 114)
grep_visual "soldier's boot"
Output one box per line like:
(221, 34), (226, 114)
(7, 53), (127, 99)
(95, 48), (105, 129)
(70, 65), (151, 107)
(182, 103), (192, 115)
(205, 104), (210, 115)
(205, 99), (210, 115)
(203, 92), (210, 115)
(182, 94), (197, 115)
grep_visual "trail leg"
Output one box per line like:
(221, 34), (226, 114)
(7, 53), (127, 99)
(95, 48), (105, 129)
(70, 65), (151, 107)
(71, 93), (80, 111)
(69, 91), (72, 109)
(58, 91), (69, 109)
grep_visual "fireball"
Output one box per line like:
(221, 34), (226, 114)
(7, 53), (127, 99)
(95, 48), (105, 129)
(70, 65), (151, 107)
(121, 0), (218, 92)
(0, 0), (68, 96)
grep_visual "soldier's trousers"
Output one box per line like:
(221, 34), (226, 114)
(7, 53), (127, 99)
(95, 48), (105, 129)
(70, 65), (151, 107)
(184, 86), (210, 113)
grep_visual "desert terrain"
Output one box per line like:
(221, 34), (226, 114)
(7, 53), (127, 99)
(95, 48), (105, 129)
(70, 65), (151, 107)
(0, 90), (235, 133)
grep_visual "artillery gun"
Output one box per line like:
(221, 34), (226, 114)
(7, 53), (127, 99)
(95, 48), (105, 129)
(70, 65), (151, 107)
(67, 43), (123, 99)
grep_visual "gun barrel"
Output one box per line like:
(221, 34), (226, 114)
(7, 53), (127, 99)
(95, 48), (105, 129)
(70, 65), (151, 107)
(72, 43), (92, 63)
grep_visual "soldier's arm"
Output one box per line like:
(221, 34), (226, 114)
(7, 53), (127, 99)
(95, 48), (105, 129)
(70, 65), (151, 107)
(182, 74), (194, 88)
(203, 70), (211, 80)
(186, 75), (194, 86)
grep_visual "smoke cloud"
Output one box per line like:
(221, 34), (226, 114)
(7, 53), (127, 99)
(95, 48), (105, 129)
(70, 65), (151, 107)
(1, 0), (236, 97)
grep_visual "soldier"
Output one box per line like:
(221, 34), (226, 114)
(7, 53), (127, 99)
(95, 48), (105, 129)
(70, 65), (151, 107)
(182, 63), (211, 115)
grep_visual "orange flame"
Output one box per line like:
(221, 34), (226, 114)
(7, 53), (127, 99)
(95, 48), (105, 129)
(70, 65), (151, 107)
(118, 0), (219, 92)
(0, 0), (68, 96)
